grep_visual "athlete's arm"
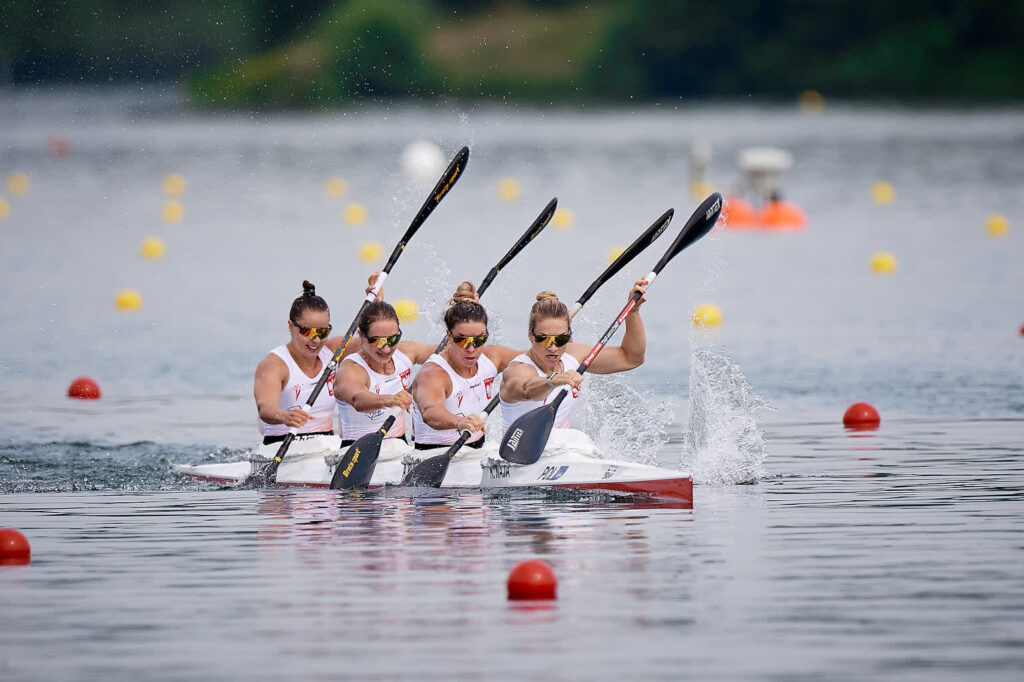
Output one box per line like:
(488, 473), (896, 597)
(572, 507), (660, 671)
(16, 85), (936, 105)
(254, 354), (311, 427)
(411, 364), (485, 433)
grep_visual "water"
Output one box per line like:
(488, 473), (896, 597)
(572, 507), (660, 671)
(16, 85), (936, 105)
(1, 87), (1023, 679)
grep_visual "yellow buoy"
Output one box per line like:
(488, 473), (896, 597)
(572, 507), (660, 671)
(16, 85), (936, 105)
(358, 241), (383, 264)
(693, 303), (722, 328)
(553, 208), (574, 230)
(343, 202), (368, 226)
(798, 90), (826, 115)
(606, 245), (625, 264)
(162, 201), (184, 223)
(7, 173), (30, 196)
(870, 251), (898, 274)
(985, 214), (1009, 237)
(393, 298), (419, 323)
(690, 180), (715, 201)
(140, 237), (166, 260)
(497, 178), (522, 202)
(114, 289), (144, 312)
(324, 177), (348, 199)
(0, 198), (9, 220)
(162, 173), (187, 197)
(870, 181), (895, 205)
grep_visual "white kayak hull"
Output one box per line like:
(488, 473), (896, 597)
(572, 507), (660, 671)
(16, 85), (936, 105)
(174, 430), (693, 502)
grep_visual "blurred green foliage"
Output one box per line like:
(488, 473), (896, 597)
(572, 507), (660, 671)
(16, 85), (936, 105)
(2, 0), (1022, 103)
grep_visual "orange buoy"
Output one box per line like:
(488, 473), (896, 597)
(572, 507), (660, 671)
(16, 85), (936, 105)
(721, 196), (758, 228)
(507, 559), (557, 600)
(843, 402), (880, 430)
(0, 528), (31, 565)
(759, 199), (807, 231)
(68, 376), (101, 400)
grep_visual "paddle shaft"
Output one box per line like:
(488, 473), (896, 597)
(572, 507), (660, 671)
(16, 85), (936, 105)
(257, 146), (470, 483)
(431, 197), (556, 355)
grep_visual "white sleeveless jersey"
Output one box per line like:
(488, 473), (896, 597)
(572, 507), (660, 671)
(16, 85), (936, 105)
(500, 352), (581, 435)
(411, 352), (498, 446)
(335, 349), (413, 441)
(258, 344), (337, 437)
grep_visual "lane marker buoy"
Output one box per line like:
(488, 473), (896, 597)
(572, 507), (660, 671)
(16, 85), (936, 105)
(7, 173), (30, 196)
(870, 181), (895, 205)
(162, 173), (186, 197)
(693, 302), (722, 328)
(141, 237), (166, 260)
(115, 289), (143, 312)
(507, 559), (557, 600)
(844, 402), (880, 430)
(343, 203), (368, 226)
(497, 178), (522, 202)
(324, 177), (348, 199)
(162, 201), (184, 223)
(552, 208), (574, 230)
(0, 528), (31, 565)
(985, 214), (1009, 237)
(393, 299), (419, 323)
(358, 242), (383, 264)
(68, 377), (101, 400)
(870, 251), (897, 274)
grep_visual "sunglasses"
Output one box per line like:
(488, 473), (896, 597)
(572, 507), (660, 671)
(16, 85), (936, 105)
(292, 320), (332, 340)
(365, 331), (402, 348)
(532, 331), (572, 347)
(451, 333), (489, 349)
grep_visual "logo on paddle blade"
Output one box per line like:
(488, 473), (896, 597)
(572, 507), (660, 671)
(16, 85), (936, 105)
(506, 428), (524, 452)
(340, 448), (360, 478)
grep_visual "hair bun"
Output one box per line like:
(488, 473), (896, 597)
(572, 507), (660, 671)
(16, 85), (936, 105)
(302, 280), (317, 297)
(535, 290), (559, 302)
(449, 281), (478, 305)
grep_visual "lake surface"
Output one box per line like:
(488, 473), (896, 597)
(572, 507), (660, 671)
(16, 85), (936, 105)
(1, 87), (1022, 680)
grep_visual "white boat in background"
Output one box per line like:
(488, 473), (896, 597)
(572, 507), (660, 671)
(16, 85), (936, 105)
(174, 430), (693, 502)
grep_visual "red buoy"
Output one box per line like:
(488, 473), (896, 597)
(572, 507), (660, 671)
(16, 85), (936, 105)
(68, 376), (101, 400)
(0, 528), (31, 565)
(844, 402), (880, 429)
(507, 559), (557, 600)
(48, 135), (71, 158)
(1019, 323), (1023, 337)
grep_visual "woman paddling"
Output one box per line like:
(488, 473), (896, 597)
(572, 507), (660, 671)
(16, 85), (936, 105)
(410, 283), (521, 450)
(498, 281), (648, 435)
(332, 300), (435, 446)
(254, 280), (351, 445)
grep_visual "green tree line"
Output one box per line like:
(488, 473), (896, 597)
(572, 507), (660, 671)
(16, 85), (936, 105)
(2, 0), (1021, 103)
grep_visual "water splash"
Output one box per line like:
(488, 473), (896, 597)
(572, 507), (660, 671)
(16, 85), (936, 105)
(580, 374), (674, 466)
(683, 348), (771, 484)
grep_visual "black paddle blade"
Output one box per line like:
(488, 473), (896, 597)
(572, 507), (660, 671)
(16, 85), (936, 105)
(499, 391), (567, 465)
(662, 193), (722, 266)
(400, 451), (453, 488)
(329, 432), (384, 489)
(577, 208), (673, 307)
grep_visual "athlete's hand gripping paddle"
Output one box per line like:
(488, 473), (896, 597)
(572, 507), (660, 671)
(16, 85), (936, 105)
(499, 193), (723, 467)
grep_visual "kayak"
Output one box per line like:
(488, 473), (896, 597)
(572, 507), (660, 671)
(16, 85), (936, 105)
(174, 429), (693, 502)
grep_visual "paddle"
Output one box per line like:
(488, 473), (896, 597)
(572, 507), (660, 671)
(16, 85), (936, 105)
(401, 207), (677, 487)
(246, 145), (470, 487)
(499, 192), (723, 466)
(328, 198), (556, 489)
(431, 197), (558, 355)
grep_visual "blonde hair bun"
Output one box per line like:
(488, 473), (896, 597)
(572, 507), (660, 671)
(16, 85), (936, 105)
(535, 290), (559, 302)
(449, 281), (479, 305)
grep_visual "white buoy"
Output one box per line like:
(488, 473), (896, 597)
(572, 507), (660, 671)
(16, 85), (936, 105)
(401, 141), (446, 185)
